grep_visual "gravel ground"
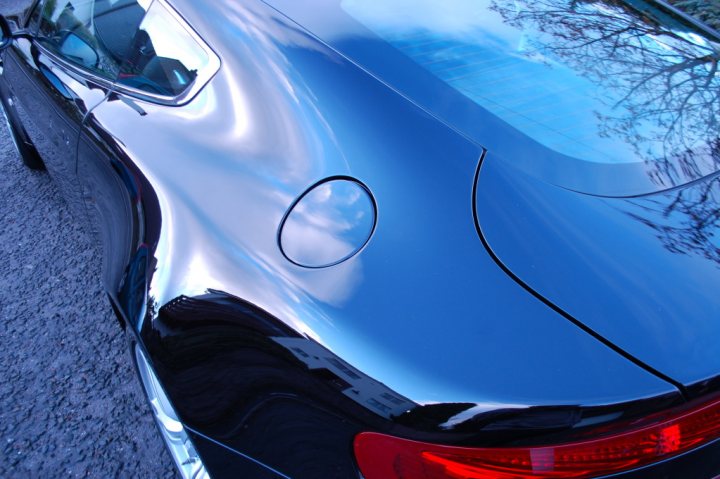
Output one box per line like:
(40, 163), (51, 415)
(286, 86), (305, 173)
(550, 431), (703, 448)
(0, 2), (176, 476)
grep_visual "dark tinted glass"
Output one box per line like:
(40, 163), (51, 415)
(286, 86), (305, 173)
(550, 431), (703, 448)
(26, 0), (45, 31)
(117, 1), (209, 97)
(37, 0), (148, 79)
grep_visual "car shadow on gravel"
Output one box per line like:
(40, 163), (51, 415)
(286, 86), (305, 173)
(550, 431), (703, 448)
(0, 107), (177, 476)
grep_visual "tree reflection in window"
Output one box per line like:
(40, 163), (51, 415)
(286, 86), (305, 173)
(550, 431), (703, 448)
(489, 0), (720, 187)
(621, 146), (720, 267)
(490, 0), (720, 264)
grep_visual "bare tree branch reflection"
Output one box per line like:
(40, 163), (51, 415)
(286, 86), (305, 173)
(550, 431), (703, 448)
(489, 0), (720, 263)
(623, 150), (720, 266)
(490, 0), (720, 187)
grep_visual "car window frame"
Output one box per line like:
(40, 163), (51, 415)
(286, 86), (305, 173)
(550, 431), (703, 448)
(29, 0), (220, 106)
(23, 0), (45, 33)
(111, 0), (221, 106)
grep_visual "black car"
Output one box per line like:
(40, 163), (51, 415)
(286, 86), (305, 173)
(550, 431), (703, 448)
(2, 0), (720, 477)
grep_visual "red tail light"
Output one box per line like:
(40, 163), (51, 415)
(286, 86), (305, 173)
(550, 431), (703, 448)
(354, 396), (720, 479)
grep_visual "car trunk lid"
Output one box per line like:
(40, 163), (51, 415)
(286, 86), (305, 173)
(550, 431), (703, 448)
(475, 152), (720, 389)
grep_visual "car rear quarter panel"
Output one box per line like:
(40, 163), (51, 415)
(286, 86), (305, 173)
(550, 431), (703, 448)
(68, 0), (699, 477)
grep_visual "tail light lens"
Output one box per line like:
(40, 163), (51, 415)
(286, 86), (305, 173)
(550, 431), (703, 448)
(354, 396), (720, 479)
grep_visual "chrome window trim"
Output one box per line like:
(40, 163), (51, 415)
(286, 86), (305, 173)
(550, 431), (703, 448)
(23, 0), (44, 30)
(111, 0), (221, 106)
(32, 42), (118, 89)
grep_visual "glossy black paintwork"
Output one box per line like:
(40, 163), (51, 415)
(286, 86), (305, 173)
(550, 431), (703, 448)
(476, 153), (720, 391)
(137, 290), (684, 478)
(3, 37), (109, 225)
(187, 431), (286, 479)
(2, 0), (720, 477)
(75, 0), (675, 409)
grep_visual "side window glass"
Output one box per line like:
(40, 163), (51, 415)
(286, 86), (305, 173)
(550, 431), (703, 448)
(117, 1), (211, 98)
(37, 0), (149, 79)
(26, 0), (45, 31)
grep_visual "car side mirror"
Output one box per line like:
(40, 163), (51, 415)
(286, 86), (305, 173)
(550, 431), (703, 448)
(0, 14), (34, 51)
(58, 31), (99, 69)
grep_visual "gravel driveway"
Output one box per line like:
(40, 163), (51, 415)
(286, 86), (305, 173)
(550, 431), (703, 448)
(0, 1), (176, 476)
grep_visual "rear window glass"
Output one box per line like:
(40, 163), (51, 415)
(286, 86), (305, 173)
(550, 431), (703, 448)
(343, 0), (720, 167)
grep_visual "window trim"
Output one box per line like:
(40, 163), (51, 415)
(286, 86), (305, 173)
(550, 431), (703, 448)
(23, 0), (43, 31)
(111, 0), (221, 106)
(648, 0), (720, 42)
(32, 0), (220, 106)
(33, 42), (117, 91)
